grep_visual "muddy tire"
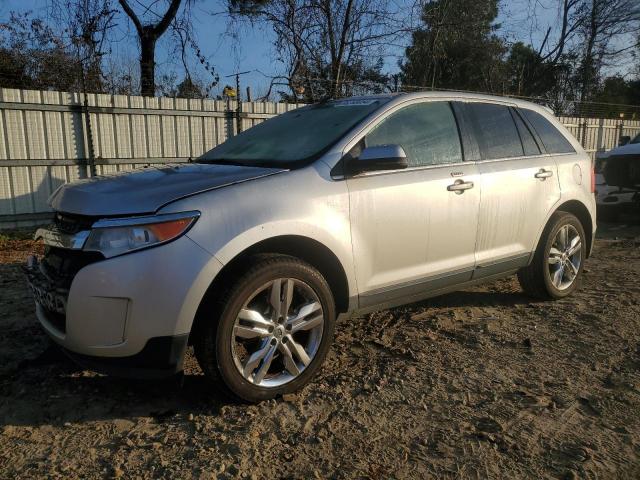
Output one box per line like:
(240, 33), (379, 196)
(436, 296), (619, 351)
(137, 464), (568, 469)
(518, 211), (586, 300)
(194, 255), (335, 403)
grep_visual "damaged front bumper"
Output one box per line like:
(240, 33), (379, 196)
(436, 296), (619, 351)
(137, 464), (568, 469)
(24, 220), (223, 379)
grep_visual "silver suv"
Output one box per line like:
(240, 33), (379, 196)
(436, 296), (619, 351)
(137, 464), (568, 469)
(27, 92), (596, 402)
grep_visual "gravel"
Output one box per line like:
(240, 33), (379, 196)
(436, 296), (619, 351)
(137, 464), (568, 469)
(1, 223), (639, 479)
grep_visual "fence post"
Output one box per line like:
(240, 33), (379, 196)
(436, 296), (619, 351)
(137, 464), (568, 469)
(581, 119), (588, 150)
(224, 96), (235, 141)
(596, 117), (604, 154)
(235, 74), (243, 134)
(78, 64), (97, 178)
(618, 119), (625, 146)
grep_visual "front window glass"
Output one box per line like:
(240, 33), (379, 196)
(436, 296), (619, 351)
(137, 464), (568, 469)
(630, 133), (640, 144)
(365, 102), (463, 167)
(199, 98), (388, 168)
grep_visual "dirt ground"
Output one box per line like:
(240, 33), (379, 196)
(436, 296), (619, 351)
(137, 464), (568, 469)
(1, 220), (640, 480)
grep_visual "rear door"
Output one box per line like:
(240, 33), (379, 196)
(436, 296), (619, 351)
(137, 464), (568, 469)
(346, 100), (481, 308)
(463, 102), (562, 277)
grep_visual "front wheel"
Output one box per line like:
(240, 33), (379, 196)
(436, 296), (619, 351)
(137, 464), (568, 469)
(194, 255), (335, 403)
(518, 211), (586, 299)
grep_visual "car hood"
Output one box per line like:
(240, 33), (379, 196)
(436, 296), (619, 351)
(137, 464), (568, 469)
(596, 142), (640, 159)
(49, 163), (287, 216)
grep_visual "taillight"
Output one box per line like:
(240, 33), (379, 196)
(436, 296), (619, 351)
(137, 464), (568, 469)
(590, 161), (596, 193)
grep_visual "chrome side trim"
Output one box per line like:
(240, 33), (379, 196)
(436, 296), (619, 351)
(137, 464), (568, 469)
(34, 228), (90, 250)
(358, 266), (473, 309)
(91, 210), (201, 229)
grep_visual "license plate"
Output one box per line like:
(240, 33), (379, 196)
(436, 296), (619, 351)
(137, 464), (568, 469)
(28, 281), (67, 315)
(25, 266), (67, 315)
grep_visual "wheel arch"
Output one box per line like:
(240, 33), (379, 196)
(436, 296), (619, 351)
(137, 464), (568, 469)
(190, 235), (352, 344)
(537, 200), (594, 259)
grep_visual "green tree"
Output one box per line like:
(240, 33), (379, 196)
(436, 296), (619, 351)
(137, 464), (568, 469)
(504, 42), (572, 98)
(400, 0), (505, 92)
(592, 76), (640, 118)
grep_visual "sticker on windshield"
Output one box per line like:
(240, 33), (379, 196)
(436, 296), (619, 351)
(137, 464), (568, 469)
(333, 99), (379, 107)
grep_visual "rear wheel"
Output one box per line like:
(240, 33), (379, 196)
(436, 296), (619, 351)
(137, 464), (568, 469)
(194, 255), (335, 402)
(517, 211), (586, 299)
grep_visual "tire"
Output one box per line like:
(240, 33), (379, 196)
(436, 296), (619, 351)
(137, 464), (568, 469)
(194, 254), (336, 403)
(517, 211), (587, 300)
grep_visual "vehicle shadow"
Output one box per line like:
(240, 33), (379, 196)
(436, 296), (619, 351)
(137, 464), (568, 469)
(0, 341), (240, 428)
(408, 285), (536, 311)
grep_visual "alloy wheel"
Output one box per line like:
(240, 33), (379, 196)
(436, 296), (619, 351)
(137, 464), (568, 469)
(231, 278), (325, 387)
(547, 224), (582, 291)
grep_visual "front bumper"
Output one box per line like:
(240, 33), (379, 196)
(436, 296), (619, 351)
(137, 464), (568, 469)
(27, 234), (224, 374)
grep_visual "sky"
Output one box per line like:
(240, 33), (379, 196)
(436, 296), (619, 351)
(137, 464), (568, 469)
(0, 0), (632, 98)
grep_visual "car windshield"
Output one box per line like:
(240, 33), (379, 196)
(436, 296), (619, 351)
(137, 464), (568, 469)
(630, 133), (640, 144)
(198, 98), (388, 168)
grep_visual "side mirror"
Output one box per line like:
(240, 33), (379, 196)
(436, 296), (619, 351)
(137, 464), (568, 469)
(352, 145), (408, 173)
(619, 135), (631, 146)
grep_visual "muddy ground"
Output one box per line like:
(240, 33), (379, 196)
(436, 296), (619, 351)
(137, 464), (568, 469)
(1, 220), (639, 479)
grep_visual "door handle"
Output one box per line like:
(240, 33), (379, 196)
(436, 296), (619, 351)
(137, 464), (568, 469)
(447, 179), (474, 194)
(535, 169), (553, 180)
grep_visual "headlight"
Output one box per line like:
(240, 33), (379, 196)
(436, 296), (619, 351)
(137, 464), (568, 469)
(84, 211), (200, 258)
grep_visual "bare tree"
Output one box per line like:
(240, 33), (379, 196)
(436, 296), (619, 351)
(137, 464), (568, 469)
(573, 0), (640, 101)
(118, 0), (184, 96)
(49, 0), (117, 91)
(531, 0), (582, 64)
(518, 0), (639, 109)
(230, 0), (405, 101)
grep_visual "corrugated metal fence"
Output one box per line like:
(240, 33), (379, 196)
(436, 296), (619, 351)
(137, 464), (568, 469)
(0, 87), (639, 227)
(0, 88), (302, 227)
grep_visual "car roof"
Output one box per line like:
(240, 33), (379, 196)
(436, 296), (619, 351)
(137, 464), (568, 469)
(335, 91), (553, 116)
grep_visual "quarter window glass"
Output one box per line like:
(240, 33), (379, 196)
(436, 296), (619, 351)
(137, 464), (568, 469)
(512, 109), (541, 156)
(520, 108), (575, 154)
(365, 102), (462, 167)
(467, 103), (524, 159)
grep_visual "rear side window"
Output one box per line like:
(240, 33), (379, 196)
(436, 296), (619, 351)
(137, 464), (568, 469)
(365, 101), (462, 167)
(512, 109), (541, 156)
(520, 108), (575, 154)
(466, 103), (524, 159)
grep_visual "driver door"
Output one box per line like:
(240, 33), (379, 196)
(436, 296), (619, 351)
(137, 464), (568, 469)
(346, 101), (481, 308)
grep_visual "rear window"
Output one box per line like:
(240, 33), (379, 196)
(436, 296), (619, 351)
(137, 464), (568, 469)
(466, 103), (523, 160)
(520, 108), (575, 154)
(512, 109), (541, 156)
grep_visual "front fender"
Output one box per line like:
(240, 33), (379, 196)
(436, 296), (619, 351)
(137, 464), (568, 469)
(189, 218), (358, 299)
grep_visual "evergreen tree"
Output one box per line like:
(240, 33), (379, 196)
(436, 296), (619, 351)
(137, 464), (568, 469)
(400, 0), (505, 92)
